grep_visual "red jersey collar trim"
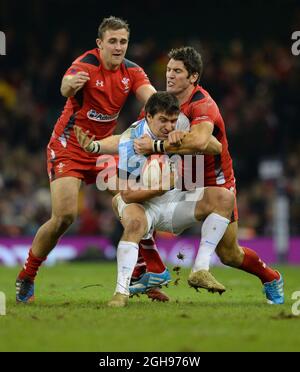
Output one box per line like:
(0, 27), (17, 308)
(180, 85), (199, 108)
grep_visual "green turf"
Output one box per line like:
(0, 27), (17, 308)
(0, 263), (299, 351)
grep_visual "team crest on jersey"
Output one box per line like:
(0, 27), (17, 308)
(57, 162), (65, 173)
(121, 77), (130, 92)
(96, 80), (104, 87)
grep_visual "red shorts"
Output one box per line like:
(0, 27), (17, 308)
(47, 138), (119, 185)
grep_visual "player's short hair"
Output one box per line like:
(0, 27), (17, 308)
(98, 16), (130, 39)
(145, 92), (180, 117)
(168, 46), (203, 85)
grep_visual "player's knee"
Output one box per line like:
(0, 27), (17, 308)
(125, 218), (145, 233)
(52, 212), (76, 230)
(123, 218), (146, 239)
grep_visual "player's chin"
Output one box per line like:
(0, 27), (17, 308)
(166, 85), (177, 94)
(112, 55), (124, 62)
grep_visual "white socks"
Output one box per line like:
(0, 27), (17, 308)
(192, 213), (230, 272)
(115, 241), (139, 295)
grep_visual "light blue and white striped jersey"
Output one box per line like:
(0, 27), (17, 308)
(118, 118), (153, 179)
(118, 113), (190, 179)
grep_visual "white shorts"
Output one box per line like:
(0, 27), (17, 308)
(116, 188), (204, 239)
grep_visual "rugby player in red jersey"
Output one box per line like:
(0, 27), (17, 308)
(16, 16), (168, 303)
(133, 47), (284, 304)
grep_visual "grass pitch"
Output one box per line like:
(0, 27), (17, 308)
(0, 263), (299, 351)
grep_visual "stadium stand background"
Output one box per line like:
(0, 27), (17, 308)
(0, 0), (300, 241)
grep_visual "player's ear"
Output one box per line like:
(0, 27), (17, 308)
(96, 38), (103, 49)
(190, 73), (199, 85)
(146, 113), (152, 123)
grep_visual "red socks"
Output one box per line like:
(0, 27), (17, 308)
(240, 247), (280, 284)
(18, 249), (47, 282)
(131, 256), (147, 279)
(138, 238), (166, 274)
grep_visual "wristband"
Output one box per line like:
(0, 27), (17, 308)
(89, 141), (101, 154)
(152, 140), (165, 153)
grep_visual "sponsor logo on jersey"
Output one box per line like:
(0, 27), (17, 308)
(87, 109), (119, 122)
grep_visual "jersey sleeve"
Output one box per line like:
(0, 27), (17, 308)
(118, 127), (147, 181)
(118, 141), (132, 180)
(129, 66), (151, 93)
(190, 99), (219, 127)
(64, 61), (90, 77)
(118, 128), (137, 180)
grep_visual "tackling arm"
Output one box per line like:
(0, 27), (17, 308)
(120, 189), (165, 204)
(74, 125), (120, 154)
(165, 122), (221, 155)
(135, 84), (156, 104)
(134, 122), (222, 155)
(119, 165), (175, 204)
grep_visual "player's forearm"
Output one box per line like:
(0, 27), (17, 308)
(121, 189), (165, 204)
(205, 136), (222, 155)
(96, 135), (121, 154)
(60, 77), (77, 97)
(165, 132), (216, 155)
(87, 135), (121, 154)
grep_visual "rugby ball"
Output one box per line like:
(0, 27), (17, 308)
(141, 155), (172, 189)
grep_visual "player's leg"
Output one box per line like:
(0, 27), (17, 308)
(192, 187), (233, 270)
(108, 203), (149, 307)
(16, 176), (81, 303)
(136, 236), (170, 302)
(112, 194), (171, 302)
(216, 221), (284, 304)
(138, 237), (166, 275)
(187, 187), (234, 293)
(109, 161), (169, 301)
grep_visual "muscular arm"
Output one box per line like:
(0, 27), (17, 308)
(96, 135), (121, 154)
(60, 72), (90, 98)
(120, 188), (165, 204)
(205, 135), (222, 155)
(74, 125), (120, 154)
(135, 84), (156, 104)
(119, 162), (174, 203)
(134, 122), (222, 155)
(165, 122), (221, 155)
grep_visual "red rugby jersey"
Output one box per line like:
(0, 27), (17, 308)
(181, 85), (235, 186)
(52, 48), (151, 150)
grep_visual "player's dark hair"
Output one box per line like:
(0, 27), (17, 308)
(98, 16), (130, 39)
(145, 92), (180, 117)
(168, 46), (203, 85)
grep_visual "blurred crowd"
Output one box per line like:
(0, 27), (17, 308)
(0, 31), (300, 238)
